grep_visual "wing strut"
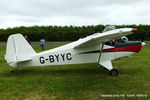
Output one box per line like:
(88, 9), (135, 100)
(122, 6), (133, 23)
(97, 43), (104, 63)
(97, 43), (113, 71)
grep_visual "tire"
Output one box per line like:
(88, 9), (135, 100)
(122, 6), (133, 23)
(110, 69), (118, 76)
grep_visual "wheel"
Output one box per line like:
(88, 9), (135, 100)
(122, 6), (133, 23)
(109, 69), (118, 76)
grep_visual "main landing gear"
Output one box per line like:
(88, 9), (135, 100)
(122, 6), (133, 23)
(109, 69), (118, 76)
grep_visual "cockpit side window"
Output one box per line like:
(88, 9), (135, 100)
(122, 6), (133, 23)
(105, 36), (128, 46)
(105, 40), (115, 46)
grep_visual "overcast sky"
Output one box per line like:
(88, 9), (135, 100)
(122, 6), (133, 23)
(0, 0), (150, 28)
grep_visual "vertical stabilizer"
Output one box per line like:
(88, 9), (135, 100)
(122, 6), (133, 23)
(5, 34), (36, 67)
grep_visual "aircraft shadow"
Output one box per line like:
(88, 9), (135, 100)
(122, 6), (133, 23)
(4, 65), (109, 77)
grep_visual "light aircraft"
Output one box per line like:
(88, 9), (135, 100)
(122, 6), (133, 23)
(5, 26), (145, 76)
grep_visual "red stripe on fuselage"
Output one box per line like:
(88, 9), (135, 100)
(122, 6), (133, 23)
(80, 45), (142, 54)
(103, 45), (142, 52)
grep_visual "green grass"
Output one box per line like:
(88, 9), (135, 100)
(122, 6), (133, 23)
(145, 41), (150, 44)
(0, 46), (150, 100)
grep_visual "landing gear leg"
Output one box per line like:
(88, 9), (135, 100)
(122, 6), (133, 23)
(99, 61), (118, 76)
(109, 69), (118, 76)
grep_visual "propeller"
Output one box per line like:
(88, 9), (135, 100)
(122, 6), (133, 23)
(140, 32), (146, 46)
(132, 28), (146, 46)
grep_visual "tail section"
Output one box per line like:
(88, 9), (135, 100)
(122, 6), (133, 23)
(5, 34), (36, 67)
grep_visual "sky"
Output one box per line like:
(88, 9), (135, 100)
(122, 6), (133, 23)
(0, 0), (150, 28)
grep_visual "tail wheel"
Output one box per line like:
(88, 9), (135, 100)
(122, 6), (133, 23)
(110, 69), (118, 76)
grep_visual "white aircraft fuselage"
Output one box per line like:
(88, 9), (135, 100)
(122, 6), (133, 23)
(17, 41), (142, 68)
(5, 27), (144, 76)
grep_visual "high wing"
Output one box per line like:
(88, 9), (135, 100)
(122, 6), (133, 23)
(74, 28), (135, 49)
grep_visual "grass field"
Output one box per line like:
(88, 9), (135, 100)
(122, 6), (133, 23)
(0, 45), (150, 100)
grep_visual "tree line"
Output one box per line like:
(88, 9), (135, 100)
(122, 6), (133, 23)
(0, 24), (149, 41)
